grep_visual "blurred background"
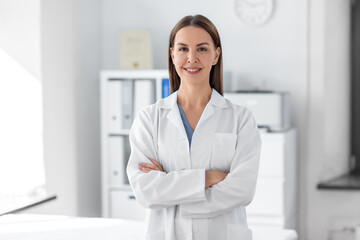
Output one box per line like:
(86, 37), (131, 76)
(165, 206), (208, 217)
(0, 0), (359, 239)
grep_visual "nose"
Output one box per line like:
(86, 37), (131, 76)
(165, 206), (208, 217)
(187, 50), (198, 63)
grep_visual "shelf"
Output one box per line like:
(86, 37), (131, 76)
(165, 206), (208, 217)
(317, 174), (360, 190)
(101, 69), (168, 218)
(108, 130), (130, 136)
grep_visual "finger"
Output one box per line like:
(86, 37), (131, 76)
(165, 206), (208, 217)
(140, 162), (162, 172)
(138, 164), (154, 173)
(148, 158), (161, 168)
(148, 158), (164, 171)
(141, 167), (151, 173)
(141, 163), (160, 171)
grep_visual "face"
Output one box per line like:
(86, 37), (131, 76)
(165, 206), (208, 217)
(171, 26), (221, 87)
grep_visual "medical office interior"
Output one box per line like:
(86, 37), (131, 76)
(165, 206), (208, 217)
(1, 0), (360, 239)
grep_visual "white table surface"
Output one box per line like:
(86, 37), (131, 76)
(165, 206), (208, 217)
(0, 214), (297, 240)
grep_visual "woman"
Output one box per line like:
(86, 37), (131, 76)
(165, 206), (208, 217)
(126, 15), (261, 240)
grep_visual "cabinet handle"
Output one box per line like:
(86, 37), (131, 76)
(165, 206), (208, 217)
(128, 195), (136, 200)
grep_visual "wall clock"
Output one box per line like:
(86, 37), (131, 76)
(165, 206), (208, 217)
(235, 0), (274, 26)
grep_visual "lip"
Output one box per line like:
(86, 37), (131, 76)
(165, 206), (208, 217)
(184, 67), (202, 74)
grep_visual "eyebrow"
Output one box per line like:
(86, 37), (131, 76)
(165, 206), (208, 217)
(176, 42), (210, 47)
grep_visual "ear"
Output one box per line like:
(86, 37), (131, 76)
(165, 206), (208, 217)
(170, 47), (175, 64)
(212, 47), (221, 65)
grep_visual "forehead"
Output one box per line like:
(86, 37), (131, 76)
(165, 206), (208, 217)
(174, 26), (214, 45)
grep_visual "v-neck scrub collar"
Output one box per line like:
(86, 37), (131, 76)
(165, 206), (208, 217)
(177, 103), (194, 146)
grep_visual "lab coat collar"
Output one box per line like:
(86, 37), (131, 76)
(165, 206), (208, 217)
(159, 88), (228, 109)
(161, 88), (228, 139)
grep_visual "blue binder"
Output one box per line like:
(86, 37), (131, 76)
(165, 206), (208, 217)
(162, 78), (170, 98)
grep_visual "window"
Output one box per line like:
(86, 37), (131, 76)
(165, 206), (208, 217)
(0, 48), (46, 203)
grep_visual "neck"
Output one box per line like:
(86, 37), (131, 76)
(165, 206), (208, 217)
(177, 83), (212, 108)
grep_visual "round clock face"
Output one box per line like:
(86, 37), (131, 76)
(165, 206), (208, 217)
(235, 0), (274, 26)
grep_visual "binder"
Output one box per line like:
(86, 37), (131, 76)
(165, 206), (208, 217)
(109, 135), (131, 186)
(121, 79), (134, 129)
(162, 78), (170, 98)
(109, 136), (124, 186)
(107, 81), (122, 133)
(133, 79), (155, 119)
(123, 135), (131, 185)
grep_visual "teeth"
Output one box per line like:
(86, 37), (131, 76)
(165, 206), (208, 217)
(186, 68), (200, 72)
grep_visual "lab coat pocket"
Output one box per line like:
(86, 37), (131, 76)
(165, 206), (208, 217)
(227, 224), (252, 240)
(165, 138), (190, 171)
(211, 133), (237, 172)
(144, 230), (164, 240)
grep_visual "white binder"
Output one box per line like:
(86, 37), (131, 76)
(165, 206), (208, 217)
(121, 80), (133, 129)
(107, 81), (122, 133)
(109, 137), (124, 187)
(133, 79), (155, 119)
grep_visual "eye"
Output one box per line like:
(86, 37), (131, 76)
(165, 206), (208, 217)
(198, 47), (207, 52)
(179, 47), (188, 52)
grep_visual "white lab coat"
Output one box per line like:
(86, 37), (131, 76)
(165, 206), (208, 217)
(126, 89), (261, 240)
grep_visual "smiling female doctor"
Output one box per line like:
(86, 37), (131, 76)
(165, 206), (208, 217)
(126, 15), (261, 240)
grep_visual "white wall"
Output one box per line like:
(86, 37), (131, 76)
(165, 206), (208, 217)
(305, 0), (360, 239)
(29, 0), (102, 217)
(72, 0), (102, 218)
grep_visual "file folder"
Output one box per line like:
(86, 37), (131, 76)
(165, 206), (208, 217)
(107, 81), (122, 133)
(133, 79), (155, 119)
(121, 79), (134, 129)
(162, 78), (170, 98)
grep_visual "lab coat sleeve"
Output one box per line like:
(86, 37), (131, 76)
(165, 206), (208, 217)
(180, 109), (261, 218)
(126, 108), (206, 209)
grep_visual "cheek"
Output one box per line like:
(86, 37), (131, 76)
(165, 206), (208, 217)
(200, 56), (215, 68)
(173, 55), (186, 68)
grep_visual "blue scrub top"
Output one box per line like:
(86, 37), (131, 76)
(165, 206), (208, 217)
(177, 103), (193, 146)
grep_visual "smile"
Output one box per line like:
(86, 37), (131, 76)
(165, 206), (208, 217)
(184, 68), (201, 73)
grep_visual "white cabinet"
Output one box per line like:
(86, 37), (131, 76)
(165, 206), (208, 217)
(100, 70), (169, 219)
(109, 190), (146, 220)
(247, 129), (297, 229)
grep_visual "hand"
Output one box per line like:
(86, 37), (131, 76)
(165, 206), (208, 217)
(138, 158), (164, 173)
(205, 170), (228, 189)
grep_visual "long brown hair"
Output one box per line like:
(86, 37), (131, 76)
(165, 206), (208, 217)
(168, 15), (223, 95)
